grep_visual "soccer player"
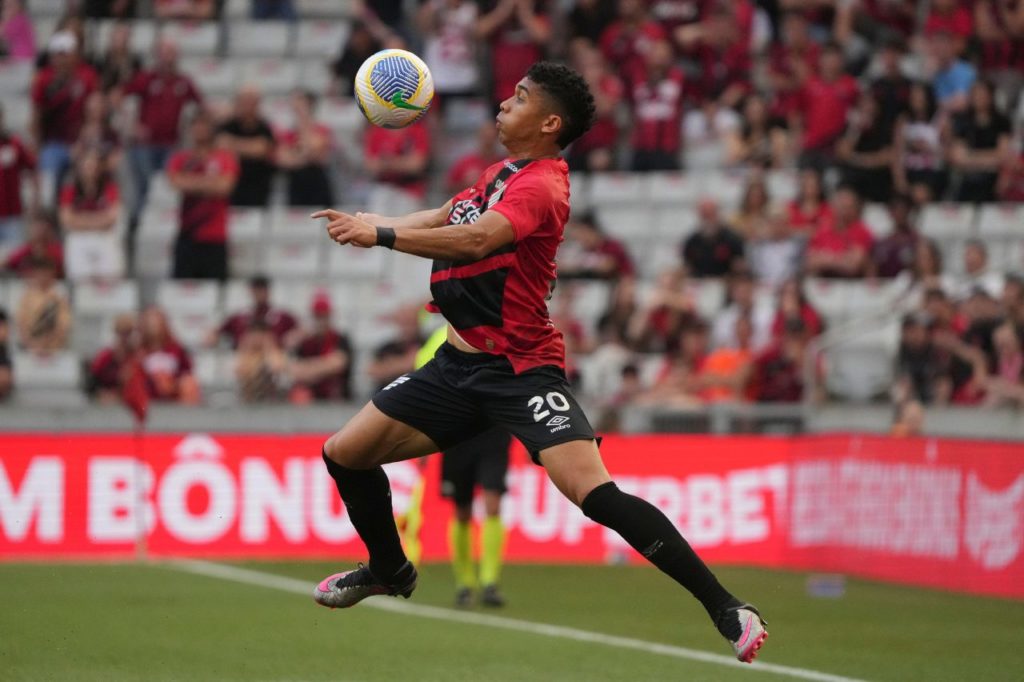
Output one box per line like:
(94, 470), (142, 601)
(310, 62), (768, 663)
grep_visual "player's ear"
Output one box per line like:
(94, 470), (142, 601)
(540, 112), (562, 139)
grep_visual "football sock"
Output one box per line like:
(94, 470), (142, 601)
(322, 451), (408, 581)
(402, 477), (426, 566)
(479, 516), (506, 587)
(581, 481), (740, 623)
(448, 519), (476, 589)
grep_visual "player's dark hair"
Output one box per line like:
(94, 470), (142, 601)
(526, 61), (596, 149)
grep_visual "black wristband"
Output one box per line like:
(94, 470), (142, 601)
(375, 226), (396, 249)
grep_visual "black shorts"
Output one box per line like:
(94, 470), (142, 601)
(372, 343), (596, 464)
(441, 427), (511, 507)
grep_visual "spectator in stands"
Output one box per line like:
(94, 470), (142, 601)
(558, 212), (635, 282)
(217, 87), (275, 208)
(771, 278), (824, 340)
(31, 32), (99, 200)
(0, 103), (38, 247)
(889, 398), (924, 436)
(997, 145), (1024, 201)
(14, 256), (70, 354)
(928, 30), (975, 114)
(793, 42), (859, 168)
(477, 0), (551, 107)
(682, 93), (742, 171)
(983, 320), (1024, 407)
(4, 210), (64, 279)
(911, 236), (944, 289)
(252, 0), (297, 20)
(0, 309), (10, 400)
(766, 12), (821, 122)
(235, 320), (287, 403)
(895, 313), (952, 405)
(418, 0), (481, 101)
(835, 0), (915, 45)
(634, 320), (709, 407)
(154, 0), (216, 20)
(805, 185), (874, 278)
(750, 319), (817, 403)
(330, 22), (385, 97)
(1001, 274), (1024, 329)
(711, 271), (773, 352)
(73, 92), (122, 174)
(364, 122), (431, 208)
(681, 198), (745, 277)
(730, 176), (774, 241)
(697, 313), (755, 403)
(974, 0), (1024, 93)
(950, 79), (1013, 204)
(88, 313), (140, 404)
(566, 43), (623, 173)
(277, 90), (334, 207)
(211, 275), (298, 350)
(83, 1), (138, 19)
(0, 0), (34, 61)
(58, 150), (124, 282)
(893, 82), (949, 204)
(138, 305), (200, 403)
(933, 319), (990, 405)
(289, 291), (352, 403)
(868, 37), (911, 129)
(945, 239), (1004, 300)
(119, 39), (201, 226)
(674, 2), (752, 108)
(95, 22), (141, 92)
(725, 93), (789, 169)
(367, 305), (424, 392)
(786, 166), (831, 235)
(167, 111), (239, 280)
(871, 194), (921, 279)
(626, 268), (697, 352)
(566, 0), (617, 45)
(446, 122), (501, 195)
(629, 39), (685, 171)
(599, 0), (665, 88)
(748, 213), (803, 290)
(836, 92), (894, 202)
(924, 0), (973, 53)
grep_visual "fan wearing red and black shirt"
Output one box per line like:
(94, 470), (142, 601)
(309, 61), (768, 665)
(0, 104), (38, 246)
(793, 43), (859, 166)
(289, 292), (352, 403)
(166, 111), (239, 280)
(629, 39), (685, 171)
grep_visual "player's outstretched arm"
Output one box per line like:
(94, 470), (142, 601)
(313, 208), (515, 261)
(351, 201), (453, 231)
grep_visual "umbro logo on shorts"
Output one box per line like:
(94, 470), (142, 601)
(547, 415), (571, 432)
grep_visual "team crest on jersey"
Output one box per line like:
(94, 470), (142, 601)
(449, 198), (482, 225)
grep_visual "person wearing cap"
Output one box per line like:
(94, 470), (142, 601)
(30, 32), (99, 200)
(208, 275), (298, 349)
(288, 291), (352, 403)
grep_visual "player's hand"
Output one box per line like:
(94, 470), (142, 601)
(311, 209), (377, 248)
(354, 212), (387, 226)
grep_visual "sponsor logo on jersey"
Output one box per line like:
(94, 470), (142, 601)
(504, 160), (520, 173)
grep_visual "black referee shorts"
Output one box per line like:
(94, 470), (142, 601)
(441, 427), (511, 507)
(372, 343), (596, 464)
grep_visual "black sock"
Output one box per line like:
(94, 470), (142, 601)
(322, 451), (408, 581)
(581, 481), (740, 627)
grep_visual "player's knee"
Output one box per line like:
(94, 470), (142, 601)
(322, 434), (374, 470)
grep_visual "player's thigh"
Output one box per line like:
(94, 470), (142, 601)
(324, 401), (439, 469)
(538, 439), (611, 508)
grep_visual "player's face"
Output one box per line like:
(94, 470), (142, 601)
(496, 78), (560, 151)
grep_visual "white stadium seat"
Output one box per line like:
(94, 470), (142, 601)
(653, 206), (698, 243)
(300, 59), (333, 93)
(224, 0), (249, 19)
(318, 97), (364, 135)
(295, 20), (350, 58)
(147, 173), (178, 208)
(588, 173), (645, 206)
(263, 241), (324, 278)
(863, 203), (893, 238)
(689, 278), (726, 320)
(804, 278), (848, 325)
(193, 350), (237, 393)
(238, 58), (301, 94)
(296, 0), (357, 18)
(699, 170), (746, 209)
(0, 60), (33, 96)
(227, 209), (266, 278)
(229, 21), (291, 57)
(92, 20), (157, 54)
(73, 280), (139, 316)
(3, 97), (30, 135)
(157, 280), (221, 313)
(269, 206), (324, 240)
(180, 57), (238, 95)
(596, 205), (654, 242)
(920, 203), (976, 239)
(976, 204), (1024, 238)
(12, 351), (80, 390)
(765, 169), (798, 203)
(161, 22), (220, 56)
(568, 172), (589, 214)
(29, 0), (65, 15)
(33, 18), (59, 45)
(326, 245), (388, 280)
(646, 172), (702, 205)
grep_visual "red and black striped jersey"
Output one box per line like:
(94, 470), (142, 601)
(428, 157), (570, 373)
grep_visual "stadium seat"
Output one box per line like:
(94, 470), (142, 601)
(653, 205), (698, 243)
(157, 279), (222, 350)
(193, 350), (237, 394)
(180, 57), (237, 95)
(765, 169), (798, 203)
(300, 59), (333, 93)
(596, 205), (654, 242)
(263, 241), (324, 278)
(228, 21), (291, 57)
(920, 203), (976, 239)
(588, 173), (646, 207)
(12, 351), (80, 391)
(160, 22), (220, 56)
(844, 278), (911, 320)
(0, 60), (33, 96)
(862, 203), (893, 238)
(326, 244), (388, 280)
(318, 97), (364, 136)
(976, 204), (1024, 238)
(3, 97), (30, 135)
(224, 0), (249, 19)
(71, 280), (140, 357)
(295, 20), (349, 58)
(296, 0), (356, 18)
(385, 253), (433, 304)
(568, 172), (589, 214)
(269, 206), (324, 241)
(28, 0), (65, 15)
(700, 170), (746, 209)
(566, 281), (612, 331)
(91, 20), (157, 53)
(226, 209), (266, 278)
(33, 17), (59, 44)
(825, 344), (894, 402)
(646, 172), (702, 205)
(690, 278), (726, 320)
(147, 173), (178, 208)
(238, 58), (301, 94)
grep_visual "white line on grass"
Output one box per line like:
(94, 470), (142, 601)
(169, 560), (867, 682)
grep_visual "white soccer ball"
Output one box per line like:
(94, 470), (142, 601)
(354, 49), (434, 129)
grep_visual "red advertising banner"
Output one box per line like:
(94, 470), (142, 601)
(1, 433), (1021, 599)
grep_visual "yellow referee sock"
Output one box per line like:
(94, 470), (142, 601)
(401, 478), (425, 566)
(479, 516), (506, 587)
(449, 519), (476, 589)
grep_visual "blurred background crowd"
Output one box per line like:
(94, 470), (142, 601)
(1, 0), (1023, 434)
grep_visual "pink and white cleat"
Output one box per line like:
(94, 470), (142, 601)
(313, 562), (417, 609)
(719, 603), (769, 663)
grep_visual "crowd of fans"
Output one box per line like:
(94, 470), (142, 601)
(0, 0), (1022, 422)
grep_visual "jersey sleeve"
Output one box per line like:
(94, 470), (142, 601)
(488, 172), (554, 242)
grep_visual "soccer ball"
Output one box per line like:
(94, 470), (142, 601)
(354, 49), (434, 129)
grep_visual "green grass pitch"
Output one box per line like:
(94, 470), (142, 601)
(1, 561), (1022, 681)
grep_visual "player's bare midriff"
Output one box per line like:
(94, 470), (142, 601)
(446, 325), (483, 353)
